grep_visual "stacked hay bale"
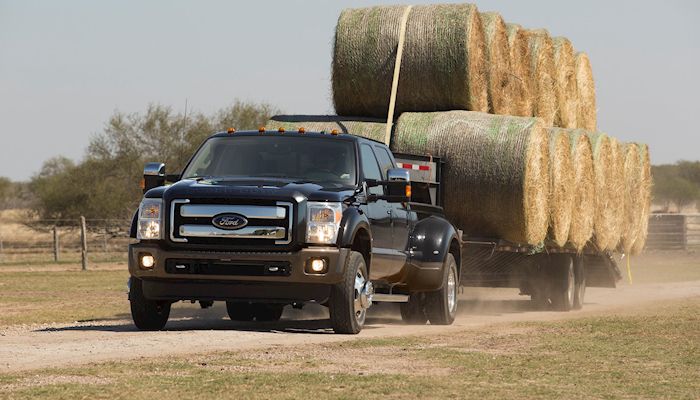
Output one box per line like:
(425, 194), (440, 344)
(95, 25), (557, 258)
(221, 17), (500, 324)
(265, 116), (387, 143)
(480, 12), (514, 115)
(566, 130), (595, 251)
(526, 29), (557, 127)
(505, 24), (533, 117)
(547, 130), (575, 247)
(393, 111), (550, 244)
(552, 37), (579, 128)
(332, 4), (488, 117)
(607, 137), (626, 249)
(631, 145), (652, 254)
(575, 53), (597, 130)
(620, 143), (643, 253)
(586, 133), (616, 250)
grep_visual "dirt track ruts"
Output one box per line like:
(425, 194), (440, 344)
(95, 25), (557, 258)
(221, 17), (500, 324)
(1, 280), (699, 372)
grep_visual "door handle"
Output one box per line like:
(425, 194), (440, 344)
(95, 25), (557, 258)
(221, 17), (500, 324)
(387, 209), (392, 215)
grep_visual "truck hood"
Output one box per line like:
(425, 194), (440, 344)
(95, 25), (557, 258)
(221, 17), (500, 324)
(149, 178), (356, 203)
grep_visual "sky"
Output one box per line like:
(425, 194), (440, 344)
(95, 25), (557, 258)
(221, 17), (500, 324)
(1, 0), (699, 181)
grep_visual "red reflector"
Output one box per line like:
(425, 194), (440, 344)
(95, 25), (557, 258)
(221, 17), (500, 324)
(399, 163), (430, 171)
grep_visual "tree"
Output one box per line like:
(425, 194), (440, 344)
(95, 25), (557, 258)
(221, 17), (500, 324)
(0, 177), (11, 208)
(652, 164), (700, 211)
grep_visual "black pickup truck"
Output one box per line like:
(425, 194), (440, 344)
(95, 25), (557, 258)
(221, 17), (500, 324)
(128, 129), (461, 333)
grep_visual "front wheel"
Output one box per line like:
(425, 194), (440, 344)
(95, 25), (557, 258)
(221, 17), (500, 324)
(425, 253), (459, 325)
(329, 251), (370, 334)
(129, 278), (171, 331)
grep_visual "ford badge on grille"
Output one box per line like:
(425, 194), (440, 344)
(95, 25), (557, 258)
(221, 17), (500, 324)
(212, 213), (248, 230)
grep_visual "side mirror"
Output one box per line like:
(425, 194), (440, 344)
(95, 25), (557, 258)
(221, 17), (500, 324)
(386, 168), (411, 202)
(143, 162), (166, 193)
(366, 168), (411, 203)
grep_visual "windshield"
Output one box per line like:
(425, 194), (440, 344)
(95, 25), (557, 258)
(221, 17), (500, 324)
(182, 136), (357, 187)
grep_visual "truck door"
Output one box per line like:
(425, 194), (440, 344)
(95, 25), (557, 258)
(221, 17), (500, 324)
(359, 144), (396, 280)
(373, 145), (411, 261)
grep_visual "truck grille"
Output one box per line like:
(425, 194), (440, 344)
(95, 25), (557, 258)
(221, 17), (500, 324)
(170, 199), (294, 247)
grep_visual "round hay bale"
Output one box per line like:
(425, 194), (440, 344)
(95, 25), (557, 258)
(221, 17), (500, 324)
(586, 132), (615, 250)
(575, 52), (597, 131)
(479, 12), (514, 115)
(526, 29), (557, 126)
(265, 115), (387, 142)
(332, 4), (488, 118)
(547, 129), (575, 247)
(631, 144), (652, 254)
(565, 130), (595, 251)
(505, 23), (533, 117)
(620, 143), (643, 253)
(552, 37), (579, 128)
(393, 111), (550, 244)
(607, 137), (625, 249)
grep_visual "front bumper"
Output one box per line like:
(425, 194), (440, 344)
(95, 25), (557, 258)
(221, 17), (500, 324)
(128, 243), (349, 303)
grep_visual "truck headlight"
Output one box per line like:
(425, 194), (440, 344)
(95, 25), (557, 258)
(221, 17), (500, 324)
(306, 202), (343, 245)
(137, 198), (163, 240)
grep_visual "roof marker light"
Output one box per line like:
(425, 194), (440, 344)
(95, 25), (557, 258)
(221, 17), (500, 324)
(331, 129), (339, 135)
(227, 128), (236, 134)
(278, 127), (285, 133)
(258, 127), (266, 133)
(298, 127), (306, 134)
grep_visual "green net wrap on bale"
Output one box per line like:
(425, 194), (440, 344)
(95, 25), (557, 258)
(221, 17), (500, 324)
(621, 143), (643, 253)
(607, 137), (625, 249)
(547, 129), (575, 247)
(393, 111), (549, 244)
(552, 37), (579, 129)
(586, 132), (614, 250)
(265, 116), (387, 142)
(332, 3), (488, 118)
(527, 29), (557, 127)
(480, 12), (514, 115)
(566, 130), (595, 251)
(575, 52), (597, 131)
(505, 23), (533, 117)
(631, 145), (652, 254)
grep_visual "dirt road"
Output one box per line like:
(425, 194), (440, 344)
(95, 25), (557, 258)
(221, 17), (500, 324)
(1, 280), (698, 372)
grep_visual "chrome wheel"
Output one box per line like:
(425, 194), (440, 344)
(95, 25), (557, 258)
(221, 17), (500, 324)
(447, 264), (457, 314)
(566, 265), (575, 307)
(353, 268), (370, 325)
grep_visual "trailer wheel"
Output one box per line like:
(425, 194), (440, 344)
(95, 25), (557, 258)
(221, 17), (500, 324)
(329, 251), (369, 334)
(226, 302), (255, 321)
(573, 256), (586, 310)
(129, 278), (171, 331)
(400, 293), (428, 325)
(425, 253), (459, 325)
(253, 304), (284, 322)
(549, 255), (575, 311)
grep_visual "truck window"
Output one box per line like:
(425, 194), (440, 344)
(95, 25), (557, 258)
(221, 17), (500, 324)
(360, 144), (383, 195)
(373, 145), (395, 179)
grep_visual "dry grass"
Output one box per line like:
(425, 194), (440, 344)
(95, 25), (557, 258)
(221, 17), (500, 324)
(480, 12), (514, 115)
(552, 37), (578, 128)
(527, 29), (556, 126)
(566, 130), (595, 251)
(587, 132), (614, 250)
(632, 144), (652, 254)
(505, 23), (533, 117)
(547, 130), (574, 246)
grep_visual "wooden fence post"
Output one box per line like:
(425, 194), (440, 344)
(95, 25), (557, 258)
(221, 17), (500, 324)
(0, 235), (3, 263)
(80, 216), (88, 271)
(53, 226), (60, 262)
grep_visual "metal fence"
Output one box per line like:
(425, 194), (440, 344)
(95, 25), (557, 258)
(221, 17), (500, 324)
(0, 217), (132, 268)
(646, 214), (700, 251)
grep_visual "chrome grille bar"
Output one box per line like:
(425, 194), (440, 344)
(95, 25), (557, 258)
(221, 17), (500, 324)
(180, 204), (286, 219)
(179, 225), (286, 239)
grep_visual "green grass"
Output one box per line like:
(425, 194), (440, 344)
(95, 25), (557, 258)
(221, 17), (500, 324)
(0, 270), (129, 326)
(1, 298), (697, 399)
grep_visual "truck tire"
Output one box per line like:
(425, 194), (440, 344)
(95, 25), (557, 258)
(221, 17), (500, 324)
(129, 278), (170, 331)
(573, 256), (586, 310)
(329, 251), (369, 334)
(549, 254), (575, 311)
(253, 304), (284, 322)
(226, 302), (255, 321)
(425, 253), (459, 325)
(400, 293), (428, 325)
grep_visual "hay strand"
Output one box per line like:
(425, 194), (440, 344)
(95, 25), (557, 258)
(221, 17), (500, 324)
(332, 4), (488, 118)
(575, 52), (597, 130)
(552, 37), (579, 128)
(393, 111), (550, 244)
(505, 23), (533, 117)
(565, 130), (595, 251)
(526, 29), (557, 126)
(265, 116), (387, 142)
(480, 12), (514, 115)
(547, 129), (575, 247)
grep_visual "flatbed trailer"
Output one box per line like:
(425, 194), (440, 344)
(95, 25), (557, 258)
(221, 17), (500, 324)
(394, 152), (621, 311)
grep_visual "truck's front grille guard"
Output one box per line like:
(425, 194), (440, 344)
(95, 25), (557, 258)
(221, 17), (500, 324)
(169, 199), (294, 245)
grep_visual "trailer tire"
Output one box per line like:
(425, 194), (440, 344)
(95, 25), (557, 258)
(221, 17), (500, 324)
(329, 251), (369, 334)
(400, 293), (428, 325)
(253, 304), (284, 322)
(226, 302), (255, 321)
(573, 256), (586, 310)
(129, 278), (170, 331)
(425, 253), (459, 325)
(549, 255), (575, 311)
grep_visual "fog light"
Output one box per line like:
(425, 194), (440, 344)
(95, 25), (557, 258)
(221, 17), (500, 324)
(140, 253), (155, 269)
(305, 258), (328, 275)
